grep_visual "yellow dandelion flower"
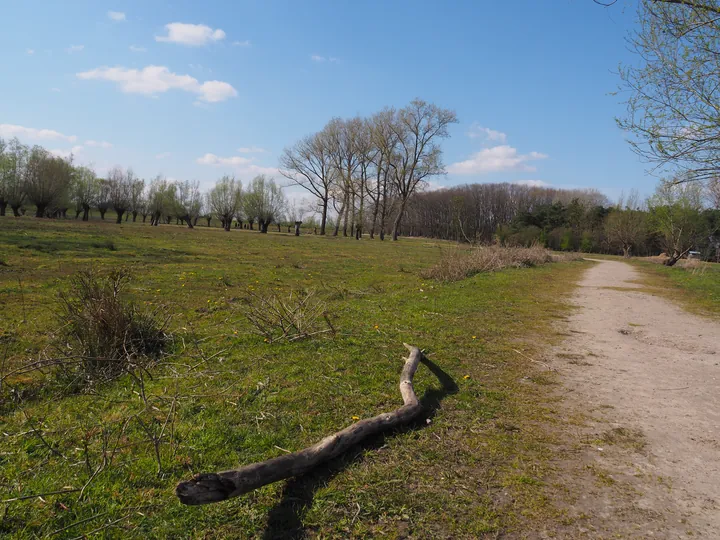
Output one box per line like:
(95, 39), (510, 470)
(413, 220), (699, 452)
(472, 336), (477, 339)
(463, 375), (471, 380)
(373, 325), (379, 329)
(351, 416), (360, 421)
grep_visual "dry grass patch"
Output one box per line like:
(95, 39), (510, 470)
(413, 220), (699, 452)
(422, 244), (579, 282)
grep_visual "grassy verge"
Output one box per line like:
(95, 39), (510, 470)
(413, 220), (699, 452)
(627, 260), (720, 319)
(0, 218), (588, 538)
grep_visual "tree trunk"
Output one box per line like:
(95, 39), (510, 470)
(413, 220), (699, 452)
(320, 199), (328, 235)
(248, 220), (254, 230)
(295, 221), (302, 236)
(74, 209), (81, 219)
(116, 210), (125, 224)
(133, 211), (138, 222)
(143, 214), (147, 223)
(35, 204), (47, 218)
(175, 344), (426, 506)
(125, 212), (129, 222)
(99, 208), (107, 220)
(11, 205), (21, 217)
(622, 246), (631, 258)
(342, 192), (350, 237)
(206, 217), (212, 227)
(82, 204), (90, 222)
(0, 202), (7, 216)
(333, 200), (345, 237)
(391, 199), (408, 241)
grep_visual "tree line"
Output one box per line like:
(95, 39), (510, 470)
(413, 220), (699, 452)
(403, 179), (720, 265)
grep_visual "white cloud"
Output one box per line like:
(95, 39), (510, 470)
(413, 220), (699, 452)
(0, 124), (77, 143)
(513, 179), (550, 188)
(85, 140), (112, 148)
(196, 153), (279, 178)
(233, 40), (251, 47)
(467, 123), (507, 143)
(26, 48), (35, 55)
(129, 45), (146, 53)
(108, 11), (126, 22)
(156, 152), (171, 159)
(66, 45), (84, 54)
(311, 54), (339, 64)
(50, 145), (84, 159)
(447, 145), (548, 175)
(77, 65), (238, 103)
(155, 23), (226, 46)
(196, 153), (252, 166)
(237, 146), (266, 154)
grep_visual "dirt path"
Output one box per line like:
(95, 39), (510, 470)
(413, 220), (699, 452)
(548, 260), (720, 538)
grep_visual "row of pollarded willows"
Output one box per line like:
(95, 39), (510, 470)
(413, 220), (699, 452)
(0, 140), (289, 231)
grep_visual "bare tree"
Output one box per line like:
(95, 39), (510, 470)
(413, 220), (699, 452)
(387, 100), (458, 240)
(369, 109), (400, 240)
(279, 133), (336, 235)
(209, 175), (242, 231)
(618, 0), (720, 182)
(325, 117), (362, 236)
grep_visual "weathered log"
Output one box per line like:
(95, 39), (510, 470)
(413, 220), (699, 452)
(175, 343), (425, 505)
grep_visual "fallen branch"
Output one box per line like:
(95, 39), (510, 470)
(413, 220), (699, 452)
(176, 343), (425, 505)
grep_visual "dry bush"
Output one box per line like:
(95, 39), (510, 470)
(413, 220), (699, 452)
(422, 244), (576, 282)
(245, 289), (334, 343)
(55, 269), (171, 385)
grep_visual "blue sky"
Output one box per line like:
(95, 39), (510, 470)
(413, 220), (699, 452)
(0, 0), (648, 202)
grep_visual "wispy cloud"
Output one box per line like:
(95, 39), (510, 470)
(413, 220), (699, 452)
(310, 54), (340, 63)
(108, 11), (126, 22)
(447, 145), (548, 175)
(77, 65), (238, 103)
(237, 146), (266, 154)
(50, 145), (84, 159)
(129, 45), (146, 53)
(0, 123), (77, 143)
(196, 153), (252, 166)
(26, 48), (35, 55)
(233, 40), (251, 47)
(513, 179), (550, 187)
(155, 23), (225, 46)
(466, 123), (507, 143)
(85, 140), (113, 148)
(66, 44), (84, 54)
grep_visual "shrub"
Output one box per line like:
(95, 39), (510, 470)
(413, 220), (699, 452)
(244, 289), (334, 343)
(56, 269), (171, 384)
(421, 244), (576, 282)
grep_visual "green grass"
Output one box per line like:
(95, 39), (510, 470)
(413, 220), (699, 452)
(628, 260), (720, 318)
(0, 217), (589, 538)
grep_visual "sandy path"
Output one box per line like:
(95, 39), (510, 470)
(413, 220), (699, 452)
(549, 260), (720, 538)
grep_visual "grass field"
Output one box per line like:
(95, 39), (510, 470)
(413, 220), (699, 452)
(0, 218), (590, 538)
